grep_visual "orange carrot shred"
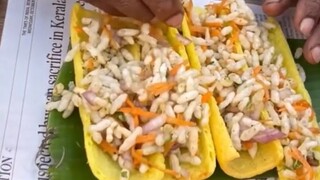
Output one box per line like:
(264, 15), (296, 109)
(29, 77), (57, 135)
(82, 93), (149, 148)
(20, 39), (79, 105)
(169, 63), (184, 77)
(119, 107), (158, 118)
(135, 134), (156, 144)
(210, 28), (221, 37)
(242, 141), (254, 150)
(100, 141), (118, 154)
(252, 66), (262, 76)
(131, 147), (180, 178)
(74, 26), (83, 33)
(309, 127), (320, 134)
(202, 92), (212, 103)
(166, 116), (196, 126)
(288, 131), (303, 140)
(204, 21), (222, 28)
(147, 82), (176, 96)
(289, 147), (314, 180)
(201, 45), (208, 52)
(215, 95), (224, 104)
(293, 100), (311, 112)
(133, 115), (139, 127)
(126, 98), (135, 108)
(190, 25), (207, 34)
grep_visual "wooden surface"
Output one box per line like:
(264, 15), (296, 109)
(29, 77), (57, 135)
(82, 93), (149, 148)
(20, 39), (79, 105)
(0, 0), (8, 44)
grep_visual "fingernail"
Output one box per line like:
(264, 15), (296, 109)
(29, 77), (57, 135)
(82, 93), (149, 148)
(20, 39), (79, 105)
(300, 18), (315, 36)
(311, 46), (320, 63)
(264, 0), (280, 5)
(166, 13), (183, 27)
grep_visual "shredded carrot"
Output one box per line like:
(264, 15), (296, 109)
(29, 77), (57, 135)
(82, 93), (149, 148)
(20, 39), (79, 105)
(131, 148), (143, 166)
(210, 28), (221, 37)
(119, 107), (158, 118)
(74, 26), (83, 33)
(190, 25), (207, 34)
(136, 134), (156, 144)
(133, 115), (139, 127)
(164, 141), (175, 156)
(131, 147), (180, 178)
(169, 62), (185, 77)
(205, 0), (228, 15)
(166, 116), (196, 126)
(85, 57), (95, 72)
(252, 66), (262, 76)
(229, 22), (240, 45)
(296, 166), (305, 180)
(277, 107), (286, 113)
(126, 98), (135, 108)
(289, 147), (314, 180)
(201, 45), (208, 52)
(242, 141), (254, 150)
(215, 95), (224, 104)
(288, 131), (303, 140)
(202, 92), (212, 103)
(309, 127), (320, 134)
(100, 141), (118, 154)
(293, 100), (311, 112)
(204, 22), (222, 28)
(147, 82), (176, 96)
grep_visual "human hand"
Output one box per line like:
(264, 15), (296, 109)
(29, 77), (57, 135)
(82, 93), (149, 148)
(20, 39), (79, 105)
(83, 0), (184, 27)
(262, 0), (320, 64)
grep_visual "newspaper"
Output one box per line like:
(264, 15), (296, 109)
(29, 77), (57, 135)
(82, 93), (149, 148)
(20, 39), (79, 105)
(0, 0), (302, 179)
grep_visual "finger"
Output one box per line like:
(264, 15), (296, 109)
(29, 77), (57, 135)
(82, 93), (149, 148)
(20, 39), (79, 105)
(262, 0), (297, 17)
(111, 0), (155, 22)
(82, 0), (124, 16)
(142, 0), (183, 27)
(294, 0), (320, 37)
(303, 23), (320, 64)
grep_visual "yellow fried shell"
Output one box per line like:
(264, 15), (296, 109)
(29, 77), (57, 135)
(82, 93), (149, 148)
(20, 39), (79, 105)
(70, 4), (216, 180)
(267, 18), (320, 180)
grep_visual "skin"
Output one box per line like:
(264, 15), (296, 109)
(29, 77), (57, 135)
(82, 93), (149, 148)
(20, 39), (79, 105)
(83, 0), (320, 64)
(83, 0), (184, 27)
(263, 0), (320, 64)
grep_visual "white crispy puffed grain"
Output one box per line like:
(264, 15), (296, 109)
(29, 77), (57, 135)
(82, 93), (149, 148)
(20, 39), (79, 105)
(248, 142), (258, 158)
(117, 28), (140, 37)
(110, 93), (127, 114)
(294, 47), (303, 59)
(177, 90), (199, 104)
(89, 118), (112, 132)
(92, 131), (103, 144)
(139, 163), (149, 174)
(169, 154), (181, 173)
(119, 127), (143, 153)
(201, 103), (210, 126)
(240, 124), (265, 141)
(187, 127), (198, 156)
(219, 91), (235, 109)
(179, 153), (201, 165)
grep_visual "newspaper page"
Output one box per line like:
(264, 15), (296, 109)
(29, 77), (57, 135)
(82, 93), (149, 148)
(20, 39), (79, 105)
(0, 0), (302, 179)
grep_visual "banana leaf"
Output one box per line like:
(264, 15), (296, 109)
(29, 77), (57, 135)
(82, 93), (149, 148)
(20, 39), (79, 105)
(47, 34), (320, 180)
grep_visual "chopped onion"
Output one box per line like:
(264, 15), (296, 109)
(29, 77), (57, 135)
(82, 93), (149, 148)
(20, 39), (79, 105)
(252, 128), (286, 143)
(142, 115), (166, 134)
(82, 91), (97, 105)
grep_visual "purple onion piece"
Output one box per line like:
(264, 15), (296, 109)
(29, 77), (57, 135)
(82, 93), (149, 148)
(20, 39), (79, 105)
(82, 91), (97, 105)
(252, 128), (286, 144)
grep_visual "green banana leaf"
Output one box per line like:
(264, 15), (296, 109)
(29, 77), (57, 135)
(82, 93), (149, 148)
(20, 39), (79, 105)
(47, 40), (320, 179)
